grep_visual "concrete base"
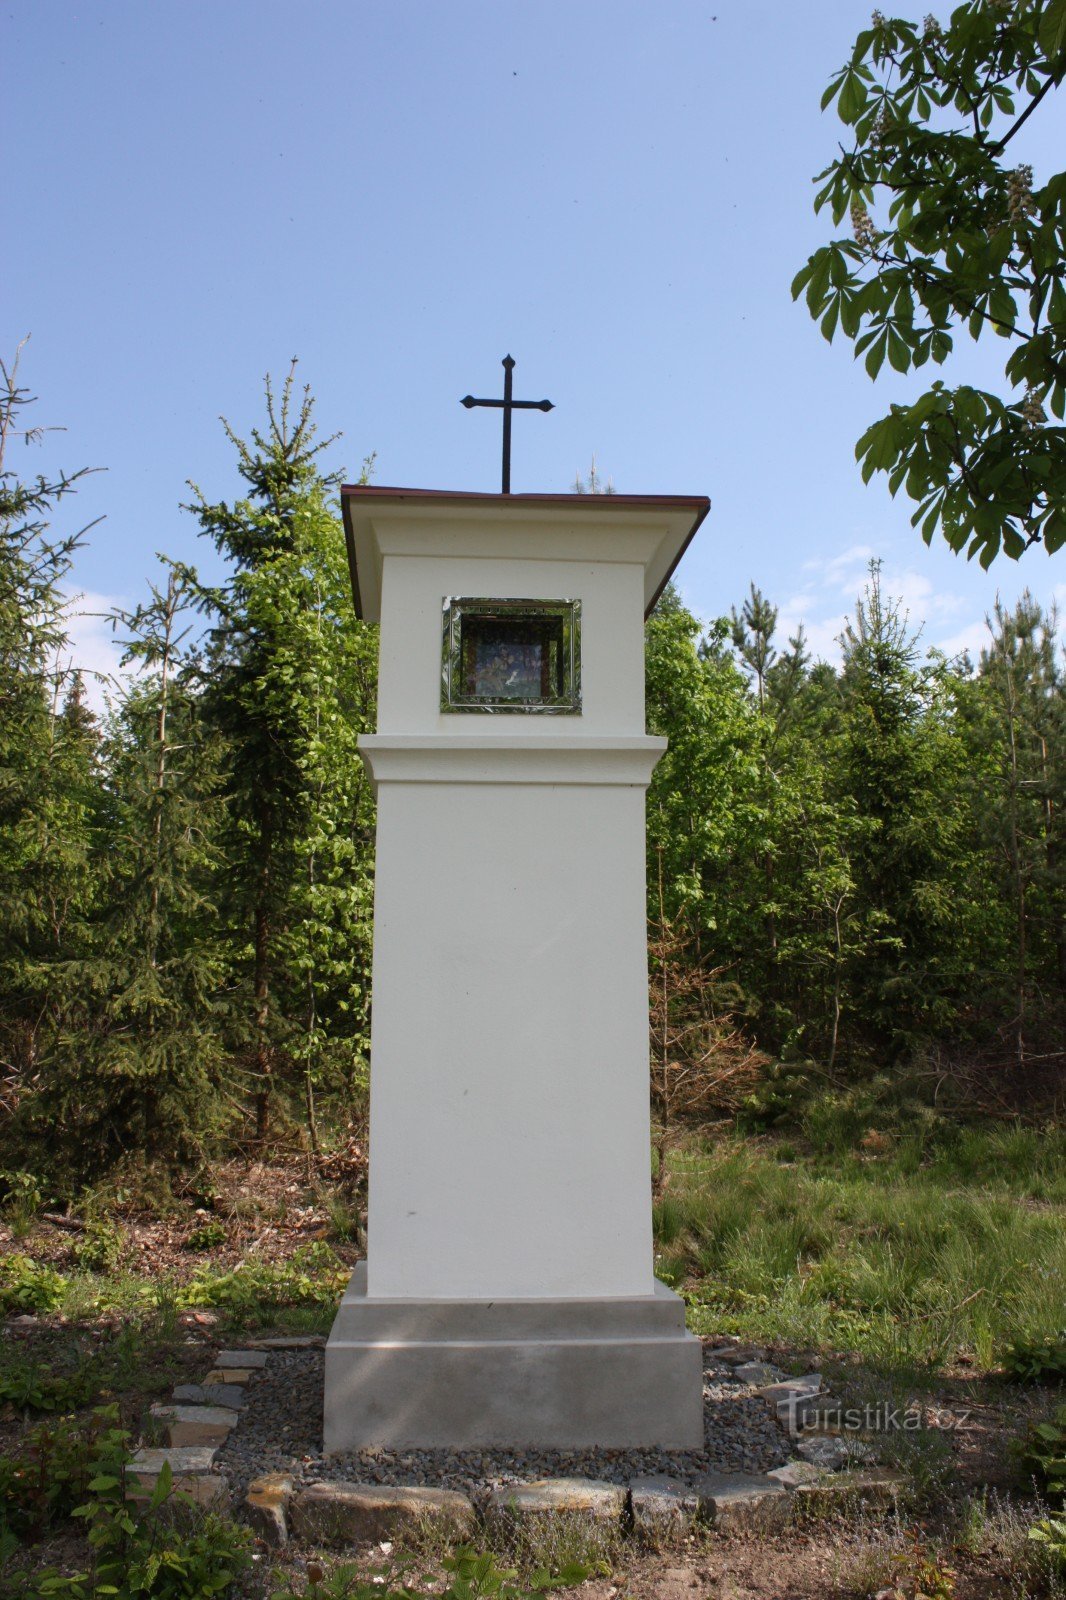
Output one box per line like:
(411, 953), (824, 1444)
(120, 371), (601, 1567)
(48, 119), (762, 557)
(324, 1264), (704, 1452)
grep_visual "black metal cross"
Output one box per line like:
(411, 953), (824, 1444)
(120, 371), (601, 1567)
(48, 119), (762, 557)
(461, 355), (553, 494)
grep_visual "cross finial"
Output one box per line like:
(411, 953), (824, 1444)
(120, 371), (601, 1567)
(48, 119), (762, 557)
(461, 355), (554, 493)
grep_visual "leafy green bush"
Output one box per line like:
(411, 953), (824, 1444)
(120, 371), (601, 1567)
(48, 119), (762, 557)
(736, 1059), (816, 1129)
(0, 1409), (115, 1539)
(177, 1242), (348, 1320)
(1002, 1332), (1066, 1385)
(0, 1255), (67, 1315)
(184, 1219), (226, 1252)
(72, 1221), (124, 1274)
(0, 1355), (94, 1414)
(0, 1171), (45, 1238)
(1021, 1405), (1066, 1502)
(3, 1408), (251, 1598)
(1028, 1513), (1066, 1576)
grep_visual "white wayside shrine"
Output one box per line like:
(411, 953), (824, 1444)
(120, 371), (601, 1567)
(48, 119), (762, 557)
(325, 486), (710, 1451)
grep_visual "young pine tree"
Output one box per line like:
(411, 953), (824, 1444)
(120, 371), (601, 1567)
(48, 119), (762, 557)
(0, 342), (102, 1125)
(21, 569), (229, 1185)
(187, 366), (377, 1142)
(976, 594), (1066, 1061)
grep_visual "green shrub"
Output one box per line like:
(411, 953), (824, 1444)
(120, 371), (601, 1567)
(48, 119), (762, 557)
(3, 1407), (251, 1598)
(0, 1255), (67, 1315)
(72, 1221), (124, 1274)
(0, 1409), (115, 1539)
(177, 1242), (348, 1321)
(0, 1171), (45, 1238)
(184, 1219), (226, 1252)
(0, 1355), (93, 1415)
(1021, 1405), (1066, 1502)
(1002, 1332), (1066, 1385)
(1028, 1513), (1066, 1576)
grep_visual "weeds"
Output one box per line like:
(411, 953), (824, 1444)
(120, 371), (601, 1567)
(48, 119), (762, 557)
(1004, 1333), (1066, 1385)
(71, 1221), (124, 1274)
(2, 1408), (251, 1598)
(184, 1219), (226, 1251)
(270, 1545), (590, 1600)
(176, 1242), (348, 1325)
(1021, 1406), (1066, 1502)
(0, 1254), (67, 1315)
(0, 1171), (45, 1239)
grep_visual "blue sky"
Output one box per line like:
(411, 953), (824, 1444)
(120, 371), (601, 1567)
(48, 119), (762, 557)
(5, 0), (1065, 699)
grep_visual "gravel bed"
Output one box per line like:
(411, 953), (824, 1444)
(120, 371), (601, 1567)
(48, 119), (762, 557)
(217, 1348), (792, 1504)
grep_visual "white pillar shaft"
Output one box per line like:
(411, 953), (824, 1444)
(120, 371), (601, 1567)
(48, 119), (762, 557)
(364, 753), (660, 1301)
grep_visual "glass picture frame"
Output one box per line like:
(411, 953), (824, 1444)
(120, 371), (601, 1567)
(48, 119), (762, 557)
(441, 597), (582, 714)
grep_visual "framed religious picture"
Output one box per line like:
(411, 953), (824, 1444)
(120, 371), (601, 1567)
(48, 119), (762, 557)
(441, 597), (581, 713)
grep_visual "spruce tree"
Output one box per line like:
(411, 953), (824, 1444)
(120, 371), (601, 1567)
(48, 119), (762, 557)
(23, 569), (229, 1183)
(186, 366), (376, 1141)
(0, 343), (101, 1120)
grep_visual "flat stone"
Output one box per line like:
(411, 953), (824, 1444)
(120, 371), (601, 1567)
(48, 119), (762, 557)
(291, 1482), (476, 1545)
(127, 1447), (227, 1507)
(215, 1349), (268, 1369)
(205, 1367), (256, 1384)
(486, 1478), (627, 1523)
(244, 1472), (293, 1548)
(149, 1403), (239, 1448)
(711, 1346), (765, 1366)
(789, 1396), (843, 1431)
(173, 1382), (246, 1409)
(766, 1460), (825, 1491)
(757, 1374), (823, 1403)
(629, 1476), (699, 1541)
(692, 1472), (789, 1533)
(732, 1362), (786, 1385)
(796, 1436), (863, 1471)
(794, 1468), (904, 1508)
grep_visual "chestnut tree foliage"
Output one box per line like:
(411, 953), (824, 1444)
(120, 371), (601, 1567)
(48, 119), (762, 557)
(793, 0), (1066, 565)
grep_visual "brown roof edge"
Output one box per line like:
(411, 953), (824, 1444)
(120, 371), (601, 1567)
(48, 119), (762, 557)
(341, 492), (363, 620)
(339, 486), (711, 620)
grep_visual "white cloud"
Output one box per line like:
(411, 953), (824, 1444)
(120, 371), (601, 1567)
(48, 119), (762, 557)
(777, 553), (994, 666)
(59, 589), (132, 715)
(802, 544), (876, 590)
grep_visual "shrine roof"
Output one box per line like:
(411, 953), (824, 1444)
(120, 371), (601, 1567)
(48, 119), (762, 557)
(340, 486), (710, 621)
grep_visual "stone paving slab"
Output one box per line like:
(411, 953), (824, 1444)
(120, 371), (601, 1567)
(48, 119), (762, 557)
(244, 1472), (294, 1548)
(628, 1476), (700, 1540)
(766, 1460), (826, 1490)
(206, 1367), (256, 1384)
(291, 1482), (476, 1544)
(150, 1403), (240, 1448)
(128, 1447), (227, 1507)
(757, 1375), (823, 1403)
(794, 1467), (904, 1507)
(174, 1382), (247, 1409)
(692, 1471), (789, 1533)
(790, 1396), (845, 1431)
(732, 1362), (787, 1385)
(486, 1478), (627, 1524)
(216, 1349), (268, 1369)
(796, 1436), (874, 1470)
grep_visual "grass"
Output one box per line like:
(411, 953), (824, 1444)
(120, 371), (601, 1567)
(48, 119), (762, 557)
(655, 1119), (1066, 1374)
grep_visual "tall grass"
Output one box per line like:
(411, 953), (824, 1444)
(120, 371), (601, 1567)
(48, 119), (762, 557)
(655, 1123), (1066, 1372)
